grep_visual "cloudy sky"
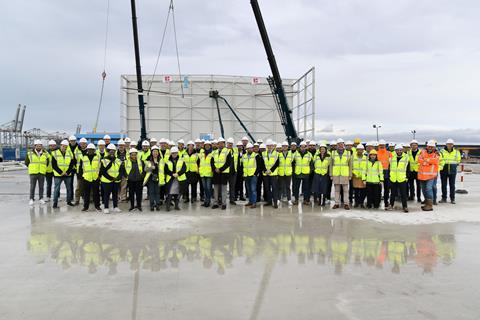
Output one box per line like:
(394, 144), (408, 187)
(2, 0), (480, 142)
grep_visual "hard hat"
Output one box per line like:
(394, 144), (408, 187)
(345, 140), (353, 145)
(281, 141), (288, 146)
(130, 148), (138, 153)
(365, 141), (373, 147)
(236, 141), (243, 146)
(310, 140), (316, 145)
(276, 144), (282, 149)
(319, 143), (327, 148)
(107, 143), (116, 151)
(124, 137), (131, 143)
(241, 136), (249, 141)
(68, 135), (76, 141)
(290, 142), (297, 146)
(244, 143), (252, 149)
(427, 140), (436, 147)
(337, 138), (344, 143)
(446, 138), (455, 144)
(373, 141), (379, 147)
(389, 141), (395, 146)
(48, 140), (56, 145)
(170, 146), (179, 153)
(266, 139), (273, 145)
(177, 139), (185, 144)
(150, 138), (157, 143)
(130, 140), (137, 146)
(356, 144), (365, 149)
(212, 139), (218, 144)
(151, 146), (159, 150)
(378, 139), (386, 145)
(257, 139), (263, 144)
(354, 138), (361, 144)
(195, 138), (202, 143)
(330, 140), (337, 145)
(103, 135), (111, 140)
(204, 140), (212, 145)
(395, 144), (403, 150)
(159, 138), (166, 144)
(97, 139), (106, 146)
(217, 137), (225, 143)
(34, 139), (42, 145)
(253, 143), (259, 147)
(117, 139), (125, 145)
(227, 137), (234, 144)
(410, 139), (418, 145)
(260, 144), (266, 149)
(187, 140), (194, 146)
(300, 141), (307, 146)
(61, 140), (69, 146)
(79, 138), (87, 143)
(142, 140), (150, 146)
(168, 140), (175, 146)
(86, 143), (96, 150)
(369, 150), (378, 155)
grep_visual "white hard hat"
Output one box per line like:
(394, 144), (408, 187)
(227, 137), (235, 144)
(265, 139), (273, 146)
(34, 139), (42, 145)
(330, 140), (337, 145)
(212, 139), (218, 144)
(276, 144), (282, 149)
(159, 138), (166, 144)
(395, 144), (403, 150)
(356, 144), (365, 149)
(107, 143), (116, 151)
(236, 141), (243, 146)
(124, 137), (131, 143)
(446, 138), (455, 144)
(241, 136), (249, 141)
(410, 139), (418, 145)
(170, 146), (179, 153)
(103, 135), (111, 140)
(365, 141), (373, 147)
(195, 138), (202, 143)
(97, 139), (106, 146)
(300, 141), (307, 146)
(130, 141), (137, 146)
(187, 140), (194, 146)
(253, 143), (259, 147)
(48, 140), (56, 145)
(86, 143), (96, 150)
(310, 140), (316, 145)
(260, 144), (266, 149)
(61, 140), (69, 146)
(168, 140), (175, 146)
(337, 138), (344, 143)
(68, 135), (76, 141)
(389, 141), (396, 146)
(282, 141), (288, 146)
(117, 139), (125, 145)
(257, 139), (264, 143)
(177, 139), (185, 144)
(130, 148), (138, 153)
(427, 140), (436, 147)
(151, 145), (159, 150)
(79, 138), (87, 143)
(204, 140), (212, 145)
(373, 141), (379, 147)
(218, 137), (225, 143)
(150, 138), (157, 143)
(378, 139), (386, 145)
(142, 141), (150, 146)
(345, 140), (353, 145)
(290, 142), (297, 146)
(319, 143), (327, 148)
(246, 143), (253, 148)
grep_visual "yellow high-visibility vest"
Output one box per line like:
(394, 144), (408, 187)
(81, 154), (100, 182)
(278, 151), (293, 176)
(331, 152), (351, 177)
(52, 149), (73, 177)
(389, 153), (409, 183)
(27, 151), (48, 175)
(100, 158), (121, 183)
(294, 152), (312, 175)
(199, 152), (213, 178)
(363, 160), (384, 183)
(213, 148), (230, 173)
(242, 152), (257, 177)
(313, 154), (330, 175)
(262, 150), (279, 176)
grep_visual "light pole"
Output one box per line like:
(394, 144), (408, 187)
(372, 124), (381, 141)
(411, 130), (416, 140)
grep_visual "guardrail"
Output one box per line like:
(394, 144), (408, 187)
(0, 161), (27, 172)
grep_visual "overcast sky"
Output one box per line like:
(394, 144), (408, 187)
(2, 0), (480, 142)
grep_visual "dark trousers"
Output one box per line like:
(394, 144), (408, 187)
(46, 172), (53, 198)
(293, 176), (310, 201)
(440, 171), (457, 201)
(102, 182), (119, 209)
(229, 173), (237, 201)
(235, 171), (245, 199)
(256, 175), (263, 202)
(29, 174), (45, 200)
(366, 183), (381, 208)
(279, 175), (292, 201)
(160, 185), (166, 201)
(354, 188), (366, 205)
(185, 172), (198, 200)
(326, 177), (332, 200)
(263, 175), (279, 204)
(383, 169), (390, 206)
(128, 180), (143, 208)
(199, 176), (204, 200)
(408, 171), (422, 201)
(390, 181), (408, 208)
(83, 180), (100, 209)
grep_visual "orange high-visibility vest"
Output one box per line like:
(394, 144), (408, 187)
(377, 148), (392, 170)
(417, 150), (439, 181)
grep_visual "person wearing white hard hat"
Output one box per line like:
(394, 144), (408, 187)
(124, 137), (132, 148)
(140, 140), (151, 164)
(330, 138), (352, 210)
(44, 140), (58, 202)
(176, 139), (186, 158)
(194, 139), (202, 151)
(407, 139), (422, 202)
(51, 140), (75, 208)
(262, 138), (280, 208)
(241, 136), (249, 148)
(116, 139), (129, 202)
(122, 147), (144, 212)
(72, 137), (89, 206)
(212, 139), (218, 151)
(103, 135), (111, 145)
(388, 142), (396, 153)
(226, 138), (239, 205)
(292, 139), (313, 205)
(183, 140), (200, 204)
(143, 145), (162, 211)
(439, 138), (461, 204)
(277, 141), (294, 205)
(242, 142), (261, 208)
(233, 140), (247, 201)
(377, 139), (392, 209)
(312, 143), (330, 206)
(78, 143), (101, 212)
(386, 144), (409, 212)
(351, 144), (367, 208)
(99, 144), (123, 214)
(164, 146), (187, 211)
(417, 140), (440, 211)
(149, 138), (158, 148)
(345, 141), (354, 155)
(212, 137), (231, 210)
(26, 139), (48, 206)
(198, 141), (214, 207)
(96, 139), (106, 159)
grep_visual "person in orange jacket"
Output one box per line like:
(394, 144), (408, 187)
(417, 140), (439, 211)
(377, 140), (392, 208)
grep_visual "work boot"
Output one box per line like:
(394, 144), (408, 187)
(421, 199), (433, 211)
(451, 200), (456, 204)
(250, 204), (256, 208)
(344, 204), (350, 210)
(184, 198), (189, 204)
(433, 200), (438, 205)
(81, 207), (88, 212)
(403, 207), (409, 213)
(174, 199), (180, 211)
(332, 204), (340, 209)
(439, 198), (447, 204)
(230, 200), (237, 205)
(385, 205), (393, 211)
(165, 195), (172, 212)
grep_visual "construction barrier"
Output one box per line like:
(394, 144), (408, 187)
(456, 163), (468, 194)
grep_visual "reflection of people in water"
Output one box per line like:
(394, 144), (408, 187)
(387, 241), (406, 274)
(415, 233), (437, 274)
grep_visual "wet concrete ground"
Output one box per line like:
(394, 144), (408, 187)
(1, 170), (480, 320)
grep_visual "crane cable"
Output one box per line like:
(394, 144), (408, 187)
(171, 0), (184, 98)
(94, 0), (110, 133)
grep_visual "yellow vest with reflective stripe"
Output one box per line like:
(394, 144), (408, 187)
(440, 148), (460, 172)
(74, 147), (85, 173)
(331, 152), (350, 177)
(46, 150), (55, 173)
(313, 154), (330, 175)
(140, 149), (151, 162)
(232, 148), (239, 171)
(213, 148), (230, 173)
(242, 153), (257, 177)
(278, 151), (293, 176)
(262, 150), (278, 176)
(294, 152), (312, 175)
(53, 149), (73, 177)
(389, 153), (409, 183)
(100, 158), (121, 183)
(352, 154), (367, 178)
(184, 152), (199, 173)
(81, 154), (100, 182)
(124, 158), (143, 175)
(199, 152), (213, 178)
(363, 160), (383, 183)
(408, 149), (421, 172)
(165, 159), (187, 182)
(27, 151), (48, 175)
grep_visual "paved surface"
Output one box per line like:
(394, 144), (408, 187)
(1, 170), (480, 320)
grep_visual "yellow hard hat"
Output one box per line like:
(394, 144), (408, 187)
(354, 138), (361, 144)
(369, 150), (378, 155)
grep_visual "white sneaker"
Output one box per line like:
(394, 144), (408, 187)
(103, 208), (110, 214)
(29, 199), (34, 206)
(39, 199), (46, 205)
(113, 207), (122, 213)
(288, 200), (293, 206)
(45, 197), (51, 202)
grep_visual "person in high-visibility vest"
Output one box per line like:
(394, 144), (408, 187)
(42, 140), (57, 203)
(144, 146), (161, 211)
(440, 139), (461, 204)
(183, 141), (200, 204)
(408, 139), (422, 202)
(312, 143), (330, 206)
(51, 140), (75, 208)
(163, 147), (187, 211)
(96, 139), (106, 159)
(387, 144), (409, 212)
(293, 141), (313, 205)
(235, 140), (246, 202)
(159, 138), (171, 203)
(352, 144), (367, 208)
(26, 139), (48, 205)
(74, 137), (88, 206)
(199, 141), (214, 207)
(116, 139), (129, 202)
(278, 141), (294, 205)
(363, 150), (383, 209)
(262, 139), (280, 208)
(377, 139), (392, 209)
(330, 139), (352, 210)
(242, 143), (262, 208)
(122, 148), (144, 212)
(99, 144), (123, 214)
(226, 138), (239, 205)
(211, 138), (232, 210)
(78, 143), (101, 212)
(417, 140), (439, 211)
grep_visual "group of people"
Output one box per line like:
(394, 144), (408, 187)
(25, 134), (461, 213)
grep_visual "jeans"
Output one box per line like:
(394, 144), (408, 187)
(420, 179), (435, 200)
(53, 176), (73, 205)
(29, 174), (45, 200)
(45, 172), (53, 198)
(432, 177), (438, 203)
(201, 177), (213, 205)
(245, 176), (258, 204)
(441, 171), (457, 201)
(214, 184), (227, 206)
(102, 182), (119, 209)
(147, 179), (160, 208)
